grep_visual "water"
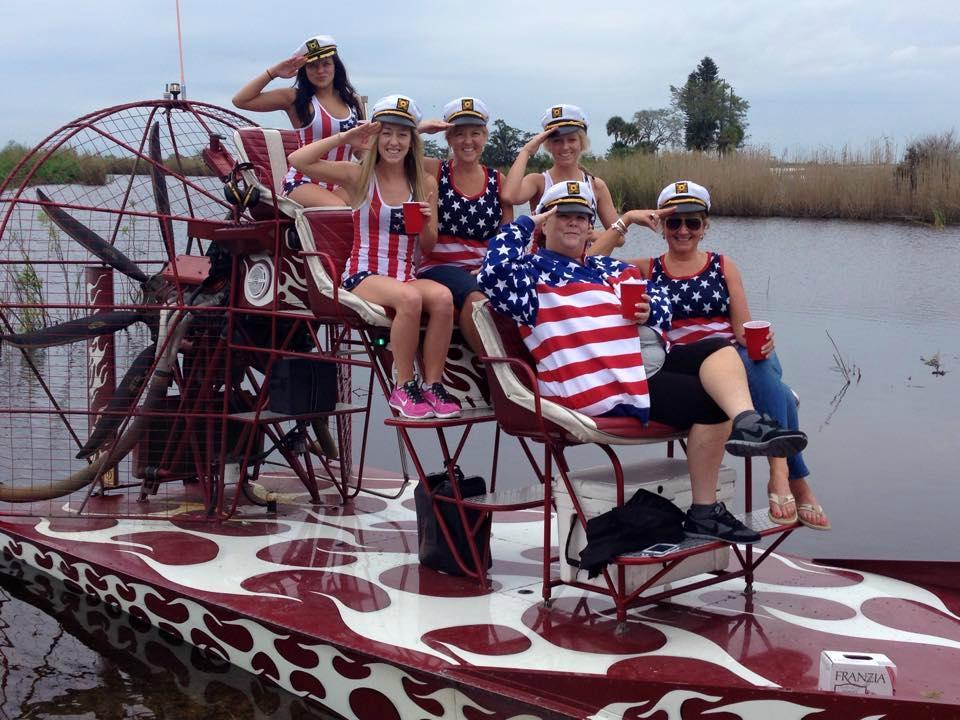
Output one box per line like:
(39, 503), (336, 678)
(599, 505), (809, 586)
(373, 216), (960, 563)
(1, 213), (959, 716)
(0, 558), (335, 719)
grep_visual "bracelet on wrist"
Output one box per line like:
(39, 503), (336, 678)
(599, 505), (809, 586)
(265, 68), (275, 80)
(612, 218), (628, 236)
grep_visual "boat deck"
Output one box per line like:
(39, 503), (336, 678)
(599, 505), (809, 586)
(0, 471), (958, 719)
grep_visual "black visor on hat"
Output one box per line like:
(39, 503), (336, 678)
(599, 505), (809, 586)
(447, 111), (487, 126)
(372, 111), (417, 128)
(660, 197), (709, 214)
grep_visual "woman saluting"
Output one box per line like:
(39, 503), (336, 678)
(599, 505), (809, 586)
(289, 95), (461, 420)
(233, 34), (364, 207)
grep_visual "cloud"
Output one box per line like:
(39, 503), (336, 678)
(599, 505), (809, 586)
(1, 0), (959, 156)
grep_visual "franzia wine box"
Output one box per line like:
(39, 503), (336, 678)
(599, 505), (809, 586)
(818, 651), (896, 696)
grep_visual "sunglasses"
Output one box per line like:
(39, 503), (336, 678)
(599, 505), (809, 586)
(664, 217), (704, 231)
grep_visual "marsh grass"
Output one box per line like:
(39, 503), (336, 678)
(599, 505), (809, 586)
(586, 140), (960, 225)
(0, 141), (212, 187)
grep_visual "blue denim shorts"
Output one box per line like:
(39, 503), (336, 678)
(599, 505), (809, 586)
(417, 265), (481, 309)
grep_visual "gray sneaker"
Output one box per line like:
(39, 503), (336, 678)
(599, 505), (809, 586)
(725, 412), (807, 458)
(684, 502), (761, 544)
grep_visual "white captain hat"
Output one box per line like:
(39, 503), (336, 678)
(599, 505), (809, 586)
(540, 104), (588, 136)
(296, 35), (337, 61)
(442, 97), (490, 126)
(657, 180), (711, 214)
(536, 180), (597, 217)
(370, 94), (422, 128)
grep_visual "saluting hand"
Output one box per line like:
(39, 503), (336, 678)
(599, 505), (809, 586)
(271, 54), (307, 79)
(626, 206), (675, 232)
(418, 119), (452, 135)
(522, 130), (553, 156)
(344, 121), (381, 150)
(529, 207), (556, 227)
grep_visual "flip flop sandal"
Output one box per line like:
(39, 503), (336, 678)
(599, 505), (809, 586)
(768, 492), (798, 525)
(798, 503), (831, 531)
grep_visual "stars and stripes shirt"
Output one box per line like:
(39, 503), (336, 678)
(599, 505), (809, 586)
(419, 161), (504, 272)
(648, 252), (734, 346)
(282, 97), (358, 192)
(478, 217), (672, 422)
(342, 180), (418, 284)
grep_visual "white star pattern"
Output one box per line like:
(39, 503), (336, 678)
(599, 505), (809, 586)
(649, 253), (733, 340)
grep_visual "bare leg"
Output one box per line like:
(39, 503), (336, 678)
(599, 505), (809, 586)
(686, 421), (731, 505)
(458, 291), (486, 355)
(351, 276), (423, 384)
(287, 183), (350, 208)
(412, 280), (454, 384)
(768, 457), (797, 520)
(698, 346), (754, 419)
(790, 476), (829, 527)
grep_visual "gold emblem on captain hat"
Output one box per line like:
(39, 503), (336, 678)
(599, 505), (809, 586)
(462, 98), (474, 111)
(397, 97), (410, 112)
(552, 106), (563, 119)
(306, 38), (320, 54)
(566, 181), (580, 195)
(675, 181), (688, 193)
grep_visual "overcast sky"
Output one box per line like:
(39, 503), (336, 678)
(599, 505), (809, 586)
(1, 1), (957, 158)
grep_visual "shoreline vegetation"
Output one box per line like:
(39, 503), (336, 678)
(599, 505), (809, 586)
(3, 135), (958, 226)
(0, 141), (211, 188)
(584, 138), (959, 226)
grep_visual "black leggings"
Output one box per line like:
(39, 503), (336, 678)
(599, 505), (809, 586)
(647, 338), (732, 428)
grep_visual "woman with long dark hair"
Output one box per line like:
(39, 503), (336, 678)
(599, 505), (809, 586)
(233, 34), (364, 206)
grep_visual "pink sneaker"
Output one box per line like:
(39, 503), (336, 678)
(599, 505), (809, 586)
(421, 382), (462, 419)
(388, 381), (435, 419)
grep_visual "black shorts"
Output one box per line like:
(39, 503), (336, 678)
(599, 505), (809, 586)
(647, 337), (732, 428)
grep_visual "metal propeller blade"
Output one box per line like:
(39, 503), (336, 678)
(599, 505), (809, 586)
(149, 121), (175, 249)
(35, 189), (149, 283)
(1, 310), (142, 349)
(76, 342), (157, 459)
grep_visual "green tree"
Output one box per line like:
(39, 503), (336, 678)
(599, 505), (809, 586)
(482, 119), (534, 168)
(423, 139), (448, 160)
(605, 109), (682, 157)
(670, 57), (749, 153)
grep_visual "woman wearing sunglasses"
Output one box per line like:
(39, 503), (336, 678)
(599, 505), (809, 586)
(617, 180), (829, 531)
(233, 34), (364, 207)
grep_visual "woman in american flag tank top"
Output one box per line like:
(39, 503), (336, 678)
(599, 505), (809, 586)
(289, 95), (461, 421)
(618, 180), (829, 531)
(232, 34), (363, 207)
(415, 97), (514, 354)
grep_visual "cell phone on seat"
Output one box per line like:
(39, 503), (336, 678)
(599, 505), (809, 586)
(641, 543), (679, 557)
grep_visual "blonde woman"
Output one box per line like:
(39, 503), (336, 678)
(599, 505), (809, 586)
(501, 104), (618, 226)
(416, 97), (513, 352)
(289, 95), (460, 419)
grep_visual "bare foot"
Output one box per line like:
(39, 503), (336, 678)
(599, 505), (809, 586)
(790, 477), (830, 529)
(767, 460), (797, 522)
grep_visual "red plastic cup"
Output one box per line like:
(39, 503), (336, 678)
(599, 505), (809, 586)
(620, 281), (647, 320)
(743, 320), (771, 361)
(402, 202), (424, 234)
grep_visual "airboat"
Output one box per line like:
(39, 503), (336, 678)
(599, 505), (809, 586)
(0, 94), (957, 719)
